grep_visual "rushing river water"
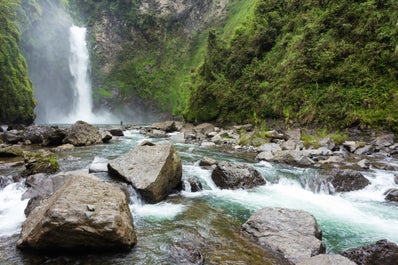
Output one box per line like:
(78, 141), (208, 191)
(1, 129), (397, 264)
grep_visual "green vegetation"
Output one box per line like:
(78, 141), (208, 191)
(11, 0), (396, 131)
(0, 0), (36, 124)
(301, 128), (348, 148)
(67, 0), (258, 118)
(185, 0), (398, 131)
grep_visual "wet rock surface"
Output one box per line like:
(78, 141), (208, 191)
(384, 188), (398, 202)
(211, 161), (266, 190)
(327, 170), (370, 192)
(21, 150), (59, 177)
(297, 254), (356, 265)
(242, 207), (325, 264)
(341, 239), (398, 265)
(63, 121), (102, 146)
(108, 142), (182, 203)
(17, 173), (137, 251)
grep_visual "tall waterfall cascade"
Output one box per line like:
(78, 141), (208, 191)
(69, 26), (93, 122)
(57, 25), (116, 124)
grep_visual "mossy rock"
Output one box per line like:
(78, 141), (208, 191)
(21, 150), (59, 177)
(0, 145), (24, 157)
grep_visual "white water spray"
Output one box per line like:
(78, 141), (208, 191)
(69, 26), (93, 121)
(57, 25), (116, 124)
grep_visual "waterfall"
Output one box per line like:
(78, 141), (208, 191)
(53, 25), (116, 124)
(69, 26), (93, 122)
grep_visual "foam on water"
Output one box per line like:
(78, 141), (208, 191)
(0, 183), (28, 236)
(131, 202), (186, 221)
(181, 160), (398, 249)
(128, 188), (185, 221)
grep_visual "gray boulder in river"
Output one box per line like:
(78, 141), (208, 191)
(211, 161), (266, 190)
(341, 239), (398, 265)
(63, 120), (102, 146)
(242, 207), (325, 264)
(327, 170), (370, 192)
(17, 173), (136, 251)
(107, 142), (182, 203)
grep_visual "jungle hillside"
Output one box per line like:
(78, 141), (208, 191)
(1, 0), (397, 132)
(0, 0), (36, 124)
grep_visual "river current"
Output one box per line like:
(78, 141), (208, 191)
(1, 129), (397, 264)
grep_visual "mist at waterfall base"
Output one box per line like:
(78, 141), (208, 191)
(20, 2), (148, 125)
(54, 25), (117, 125)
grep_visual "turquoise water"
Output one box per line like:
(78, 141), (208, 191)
(0, 129), (397, 264)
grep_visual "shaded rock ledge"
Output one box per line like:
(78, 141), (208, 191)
(17, 173), (136, 251)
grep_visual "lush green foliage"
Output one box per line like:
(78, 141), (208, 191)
(67, 0), (257, 117)
(0, 0), (36, 124)
(185, 0), (398, 131)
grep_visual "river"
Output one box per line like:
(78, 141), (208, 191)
(0, 129), (397, 264)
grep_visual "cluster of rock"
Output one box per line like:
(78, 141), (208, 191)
(141, 121), (398, 202)
(14, 140), (182, 254)
(140, 122), (397, 169)
(1, 120), (397, 263)
(0, 120), (125, 147)
(0, 121), (183, 255)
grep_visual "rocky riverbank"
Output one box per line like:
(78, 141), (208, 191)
(0, 120), (397, 264)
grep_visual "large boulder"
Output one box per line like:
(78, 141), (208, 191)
(108, 142), (182, 203)
(21, 150), (59, 177)
(152, 121), (177, 132)
(297, 254), (356, 265)
(22, 171), (86, 216)
(42, 126), (68, 146)
(211, 161), (266, 190)
(17, 173), (137, 251)
(242, 207), (325, 264)
(272, 150), (315, 167)
(194, 123), (215, 137)
(341, 239), (398, 265)
(2, 130), (23, 144)
(108, 128), (124, 136)
(373, 134), (395, 149)
(327, 170), (370, 192)
(63, 121), (102, 146)
(22, 125), (48, 144)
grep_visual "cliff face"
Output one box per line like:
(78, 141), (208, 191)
(92, 0), (228, 73)
(69, 0), (232, 119)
